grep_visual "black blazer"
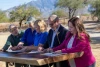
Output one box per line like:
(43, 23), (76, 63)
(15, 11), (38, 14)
(43, 25), (68, 49)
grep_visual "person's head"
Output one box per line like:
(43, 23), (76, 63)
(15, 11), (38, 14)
(34, 19), (47, 33)
(68, 17), (90, 40)
(28, 21), (34, 29)
(25, 16), (36, 29)
(9, 24), (19, 36)
(48, 14), (60, 30)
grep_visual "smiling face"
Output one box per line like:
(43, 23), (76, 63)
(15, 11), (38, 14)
(9, 25), (19, 36)
(34, 24), (40, 33)
(34, 19), (47, 33)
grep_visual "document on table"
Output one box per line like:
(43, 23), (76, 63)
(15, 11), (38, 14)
(7, 49), (23, 53)
(41, 53), (62, 56)
(28, 50), (40, 53)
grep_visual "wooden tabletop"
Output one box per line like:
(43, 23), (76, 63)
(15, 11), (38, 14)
(0, 52), (83, 66)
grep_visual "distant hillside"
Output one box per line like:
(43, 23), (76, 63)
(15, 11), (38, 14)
(5, 0), (90, 18)
(6, 0), (57, 18)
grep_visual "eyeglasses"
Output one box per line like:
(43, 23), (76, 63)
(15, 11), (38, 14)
(49, 23), (55, 26)
(48, 20), (55, 26)
(48, 17), (59, 26)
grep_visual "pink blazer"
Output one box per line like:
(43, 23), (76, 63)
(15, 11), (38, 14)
(53, 32), (96, 67)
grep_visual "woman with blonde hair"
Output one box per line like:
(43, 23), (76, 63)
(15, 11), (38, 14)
(23, 19), (48, 51)
(34, 19), (48, 46)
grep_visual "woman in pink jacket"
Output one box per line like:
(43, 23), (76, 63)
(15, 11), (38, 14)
(48, 17), (96, 67)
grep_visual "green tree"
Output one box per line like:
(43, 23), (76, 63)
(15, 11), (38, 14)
(0, 10), (9, 23)
(10, 4), (41, 27)
(52, 9), (68, 18)
(56, 0), (88, 18)
(90, 0), (100, 21)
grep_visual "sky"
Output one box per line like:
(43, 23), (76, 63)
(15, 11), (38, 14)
(0, 0), (36, 10)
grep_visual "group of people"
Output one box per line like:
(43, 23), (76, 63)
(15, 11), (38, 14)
(0, 14), (96, 67)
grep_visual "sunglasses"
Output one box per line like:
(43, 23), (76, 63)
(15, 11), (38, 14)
(48, 17), (59, 26)
(49, 22), (55, 26)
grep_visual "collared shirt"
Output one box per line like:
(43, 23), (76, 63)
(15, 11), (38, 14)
(67, 36), (76, 67)
(3, 30), (24, 51)
(34, 32), (48, 46)
(21, 28), (36, 46)
(50, 25), (60, 48)
(67, 36), (75, 48)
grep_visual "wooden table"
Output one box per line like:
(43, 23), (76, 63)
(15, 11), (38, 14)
(0, 52), (83, 66)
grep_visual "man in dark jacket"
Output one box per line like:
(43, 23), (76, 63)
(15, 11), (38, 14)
(37, 15), (70, 67)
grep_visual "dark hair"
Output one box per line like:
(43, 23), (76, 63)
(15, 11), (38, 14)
(68, 17), (90, 41)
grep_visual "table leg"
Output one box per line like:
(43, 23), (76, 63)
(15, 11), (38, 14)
(6, 62), (9, 67)
(56, 62), (60, 67)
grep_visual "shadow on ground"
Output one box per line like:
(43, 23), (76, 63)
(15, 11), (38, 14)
(83, 21), (99, 23)
(91, 37), (100, 44)
(87, 31), (100, 33)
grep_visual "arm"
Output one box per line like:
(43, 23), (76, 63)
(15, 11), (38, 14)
(37, 32), (48, 51)
(2, 36), (11, 51)
(20, 28), (29, 43)
(43, 30), (52, 49)
(53, 39), (66, 51)
(38, 32), (48, 46)
(62, 35), (89, 53)
(53, 31), (71, 51)
(17, 42), (24, 46)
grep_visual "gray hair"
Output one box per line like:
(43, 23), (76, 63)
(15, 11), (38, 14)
(48, 14), (59, 22)
(8, 24), (17, 31)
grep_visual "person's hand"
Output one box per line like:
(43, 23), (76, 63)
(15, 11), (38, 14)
(22, 46), (32, 52)
(16, 45), (23, 50)
(10, 46), (18, 51)
(0, 49), (4, 52)
(10, 46), (24, 51)
(46, 48), (53, 53)
(17, 42), (24, 50)
(38, 46), (44, 51)
(18, 42), (24, 46)
(53, 50), (62, 54)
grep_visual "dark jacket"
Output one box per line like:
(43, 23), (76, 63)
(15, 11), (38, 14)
(3, 31), (24, 51)
(43, 25), (68, 49)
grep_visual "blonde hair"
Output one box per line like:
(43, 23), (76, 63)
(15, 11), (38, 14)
(34, 19), (47, 32)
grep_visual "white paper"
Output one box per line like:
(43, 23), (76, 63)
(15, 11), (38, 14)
(7, 49), (22, 52)
(28, 50), (40, 53)
(42, 53), (61, 56)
